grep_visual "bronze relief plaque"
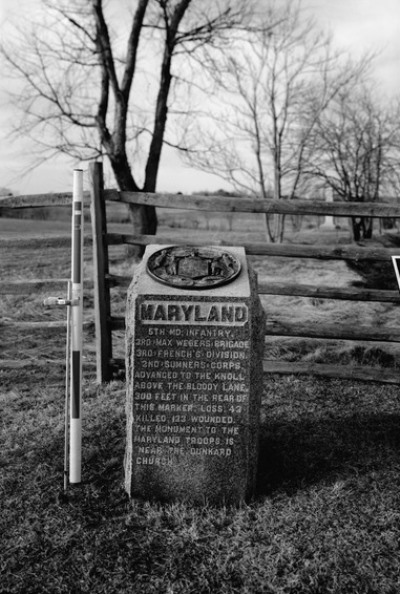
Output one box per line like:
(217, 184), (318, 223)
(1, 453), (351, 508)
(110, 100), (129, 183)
(146, 246), (241, 289)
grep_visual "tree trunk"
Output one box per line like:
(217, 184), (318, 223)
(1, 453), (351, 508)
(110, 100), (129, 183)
(351, 216), (374, 241)
(109, 151), (157, 257)
(265, 214), (275, 242)
(364, 216), (373, 239)
(351, 217), (361, 241)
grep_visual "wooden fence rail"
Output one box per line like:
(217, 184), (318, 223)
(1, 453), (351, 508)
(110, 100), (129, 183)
(105, 189), (400, 218)
(87, 162), (400, 384)
(107, 231), (400, 261)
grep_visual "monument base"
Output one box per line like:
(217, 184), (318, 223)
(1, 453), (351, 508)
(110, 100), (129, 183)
(125, 245), (265, 505)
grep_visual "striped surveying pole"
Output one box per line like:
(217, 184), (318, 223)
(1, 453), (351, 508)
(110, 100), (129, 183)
(64, 280), (72, 491)
(43, 169), (84, 490)
(70, 169), (84, 484)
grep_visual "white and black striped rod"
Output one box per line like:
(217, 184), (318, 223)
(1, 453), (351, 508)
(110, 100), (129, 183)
(70, 169), (84, 484)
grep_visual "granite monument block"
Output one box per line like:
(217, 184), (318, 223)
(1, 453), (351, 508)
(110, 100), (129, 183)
(125, 245), (265, 505)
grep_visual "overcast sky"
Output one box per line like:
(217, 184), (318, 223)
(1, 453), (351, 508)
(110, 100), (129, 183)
(0, 0), (399, 196)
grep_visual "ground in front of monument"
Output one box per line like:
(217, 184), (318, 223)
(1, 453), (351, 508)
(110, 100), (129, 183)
(2, 220), (400, 593)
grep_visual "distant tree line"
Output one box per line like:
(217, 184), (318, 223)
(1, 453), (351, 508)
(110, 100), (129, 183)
(183, 1), (400, 241)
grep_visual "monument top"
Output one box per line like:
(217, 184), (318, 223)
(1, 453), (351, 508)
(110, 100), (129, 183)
(147, 246), (241, 290)
(134, 245), (251, 298)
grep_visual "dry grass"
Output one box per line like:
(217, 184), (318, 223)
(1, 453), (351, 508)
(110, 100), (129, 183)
(2, 213), (400, 593)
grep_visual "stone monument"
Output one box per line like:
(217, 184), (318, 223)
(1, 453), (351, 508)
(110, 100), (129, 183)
(125, 245), (265, 505)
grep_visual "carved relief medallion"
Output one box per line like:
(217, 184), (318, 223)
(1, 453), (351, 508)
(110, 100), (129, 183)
(147, 246), (241, 289)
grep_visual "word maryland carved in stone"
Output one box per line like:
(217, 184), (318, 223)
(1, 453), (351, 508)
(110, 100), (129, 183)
(139, 300), (248, 324)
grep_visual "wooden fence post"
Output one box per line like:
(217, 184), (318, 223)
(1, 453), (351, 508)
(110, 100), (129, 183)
(89, 161), (112, 383)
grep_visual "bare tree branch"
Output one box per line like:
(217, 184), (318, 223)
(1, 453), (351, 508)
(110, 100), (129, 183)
(0, 0), (273, 242)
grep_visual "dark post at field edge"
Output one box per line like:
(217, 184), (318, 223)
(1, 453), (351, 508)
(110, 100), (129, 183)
(89, 162), (113, 383)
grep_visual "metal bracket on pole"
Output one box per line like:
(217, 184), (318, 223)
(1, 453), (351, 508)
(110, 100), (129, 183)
(43, 296), (80, 308)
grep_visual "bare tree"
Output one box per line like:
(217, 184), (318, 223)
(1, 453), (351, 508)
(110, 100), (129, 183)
(0, 0), (252, 248)
(309, 87), (400, 240)
(184, 0), (371, 242)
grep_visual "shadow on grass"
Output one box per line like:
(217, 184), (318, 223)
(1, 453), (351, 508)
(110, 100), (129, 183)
(47, 408), (400, 505)
(257, 412), (400, 496)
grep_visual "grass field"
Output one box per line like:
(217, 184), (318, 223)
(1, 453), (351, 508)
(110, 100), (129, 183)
(2, 212), (400, 593)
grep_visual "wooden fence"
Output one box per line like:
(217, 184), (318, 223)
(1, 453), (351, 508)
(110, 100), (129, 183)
(2, 160), (400, 384)
(0, 189), (93, 371)
(88, 162), (400, 385)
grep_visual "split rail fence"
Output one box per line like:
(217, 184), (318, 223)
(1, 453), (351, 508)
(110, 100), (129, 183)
(0, 189), (94, 371)
(2, 160), (400, 384)
(89, 163), (400, 385)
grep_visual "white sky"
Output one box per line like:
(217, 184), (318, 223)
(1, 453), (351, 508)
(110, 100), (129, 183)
(0, 0), (399, 195)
